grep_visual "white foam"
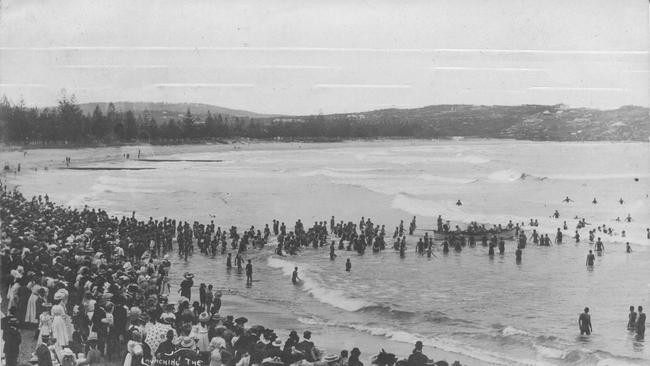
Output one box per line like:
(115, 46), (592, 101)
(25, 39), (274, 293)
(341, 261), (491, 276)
(418, 174), (478, 185)
(546, 173), (650, 181)
(502, 326), (531, 337)
(267, 257), (372, 312)
(533, 345), (566, 359)
(296, 317), (537, 366)
(91, 183), (166, 194)
(487, 169), (527, 182)
(391, 193), (529, 224)
(354, 154), (490, 165)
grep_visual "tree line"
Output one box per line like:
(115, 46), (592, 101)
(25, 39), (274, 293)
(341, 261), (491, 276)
(0, 95), (445, 145)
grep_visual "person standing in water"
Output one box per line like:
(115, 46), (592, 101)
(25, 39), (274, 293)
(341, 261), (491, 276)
(515, 247), (522, 263)
(245, 260), (253, 284)
(586, 250), (595, 267)
(595, 239), (604, 253)
(226, 253), (232, 269)
(345, 258), (351, 272)
(628, 306), (637, 330)
(578, 307), (592, 335)
(330, 241), (337, 260)
(292, 267), (300, 285)
(637, 306), (646, 340)
(626, 242), (632, 253)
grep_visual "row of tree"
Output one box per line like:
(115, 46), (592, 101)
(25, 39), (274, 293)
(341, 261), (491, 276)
(0, 95), (445, 145)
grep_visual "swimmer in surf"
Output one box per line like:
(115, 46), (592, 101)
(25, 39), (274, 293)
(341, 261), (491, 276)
(626, 242), (632, 253)
(292, 267), (300, 285)
(578, 307), (592, 335)
(346, 258), (351, 272)
(563, 196), (573, 203)
(628, 306), (637, 330)
(586, 250), (595, 266)
(456, 200), (462, 206)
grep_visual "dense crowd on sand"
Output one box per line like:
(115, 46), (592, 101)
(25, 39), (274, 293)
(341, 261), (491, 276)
(0, 182), (463, 366)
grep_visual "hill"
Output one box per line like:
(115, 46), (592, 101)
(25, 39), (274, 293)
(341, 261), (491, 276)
(263, 104), (649, 141)
(78, 102), (269, 120)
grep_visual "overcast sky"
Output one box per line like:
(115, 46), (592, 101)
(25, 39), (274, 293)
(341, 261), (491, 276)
(0, 0), (648, 115)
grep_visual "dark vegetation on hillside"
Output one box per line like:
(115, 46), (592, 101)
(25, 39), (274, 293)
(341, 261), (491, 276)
(0, 95), (647, 145)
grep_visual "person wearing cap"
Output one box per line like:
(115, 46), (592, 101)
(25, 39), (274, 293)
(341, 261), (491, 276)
(36, 334), (54, 366)
(407, 341), (430, 366)
(3, 317), (21, 366)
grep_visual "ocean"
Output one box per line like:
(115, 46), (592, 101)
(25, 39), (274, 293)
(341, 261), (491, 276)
(5, 139), (650, 365)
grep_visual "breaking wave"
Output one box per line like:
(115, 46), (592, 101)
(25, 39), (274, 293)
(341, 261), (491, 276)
(266, 257), (373, 312)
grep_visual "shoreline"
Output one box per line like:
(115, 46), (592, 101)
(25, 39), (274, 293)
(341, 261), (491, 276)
(2, 136), (648, 153)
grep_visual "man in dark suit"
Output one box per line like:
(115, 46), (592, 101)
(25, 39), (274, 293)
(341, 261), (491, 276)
(35, 334), (54, 366)
(3, 317), (21, 366)
(90, 300), (108, 354)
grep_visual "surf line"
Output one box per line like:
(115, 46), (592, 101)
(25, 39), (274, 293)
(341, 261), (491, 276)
(137, 159), (224, 162)
(61, 167), (156, 171)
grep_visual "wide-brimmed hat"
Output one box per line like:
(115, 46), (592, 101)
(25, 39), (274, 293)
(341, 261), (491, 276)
(272, 339), (283, 347)
(210, 337), (226, 350)
(262, 357), (285, 366)
(179, 336), (195, 348)
(61, 348), (75, 358)
(323, 354), (340, 363)
(198, 312), (210, 323)
(235, 316), (248, 325)
(183, 272), (194, 279)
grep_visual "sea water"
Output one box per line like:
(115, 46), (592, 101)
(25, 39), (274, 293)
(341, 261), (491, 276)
(6, 140), (650, 365)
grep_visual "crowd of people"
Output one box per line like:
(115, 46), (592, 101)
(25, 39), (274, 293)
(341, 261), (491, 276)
(0, 182), (464, 366)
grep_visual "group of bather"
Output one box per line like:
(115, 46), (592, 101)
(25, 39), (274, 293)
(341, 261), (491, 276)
(0, 182), (467, 366)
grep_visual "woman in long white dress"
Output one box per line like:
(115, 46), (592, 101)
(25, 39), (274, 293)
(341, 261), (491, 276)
(51, 295), (71, 352)
(25, 283), (42, 325)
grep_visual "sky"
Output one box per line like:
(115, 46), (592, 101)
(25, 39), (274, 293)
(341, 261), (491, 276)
(0, 0), (648, 115)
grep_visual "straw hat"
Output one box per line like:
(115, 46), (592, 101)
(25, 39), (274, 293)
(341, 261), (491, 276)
(323, 354), (340, 363)
(210, 337), (226, 350)
(183, 272), (194, 279)
(61, 348), (75, 358)
(198, 312), (210, 323)
(179, 336), (196, 349)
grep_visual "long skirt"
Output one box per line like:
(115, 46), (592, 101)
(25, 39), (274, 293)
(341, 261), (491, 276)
(25, 294), (39, 324)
